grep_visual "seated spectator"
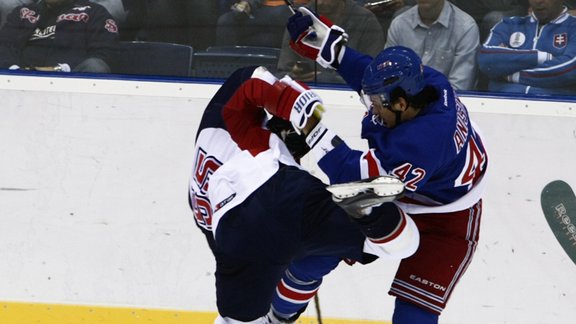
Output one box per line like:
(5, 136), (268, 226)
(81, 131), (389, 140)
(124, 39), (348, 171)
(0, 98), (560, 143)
(0, 0), (119, 73)
(216, 0), (309, 48)
(385, 0), (480, 90)
(478, 0), (576, 96)
(278, 0), (384, 83)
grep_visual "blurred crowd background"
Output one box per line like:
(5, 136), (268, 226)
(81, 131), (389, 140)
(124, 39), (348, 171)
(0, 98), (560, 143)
(1, 0), (575, 96)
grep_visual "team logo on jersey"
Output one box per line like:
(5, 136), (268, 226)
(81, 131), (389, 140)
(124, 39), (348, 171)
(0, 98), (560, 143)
(105, 19), (118, 33)
(20, 8), (39, 24)
(57, 13), (89, 23)
(509, 32), (526, 48)
(554, 33), (567, 48)
(29, 26), (56, 40)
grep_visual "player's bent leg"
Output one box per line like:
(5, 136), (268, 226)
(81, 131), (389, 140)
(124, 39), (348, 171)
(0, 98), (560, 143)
(392, 298), (438, 324)
(327, 176), (418, 260)
(271, 255), (340, 322)
(360, 205), (419, 260)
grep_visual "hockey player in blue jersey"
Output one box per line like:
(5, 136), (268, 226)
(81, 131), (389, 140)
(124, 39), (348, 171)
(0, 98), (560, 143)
(188, 65), (420, 323)
(281, 7), (489, 324)
(478, 0), (576, 95)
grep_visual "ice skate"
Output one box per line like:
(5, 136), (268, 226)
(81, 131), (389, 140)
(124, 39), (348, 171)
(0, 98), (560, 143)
(326, 176), (404, 217)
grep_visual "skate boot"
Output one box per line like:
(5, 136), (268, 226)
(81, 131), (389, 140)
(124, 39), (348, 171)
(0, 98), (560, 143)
(326, 176), (404, 218)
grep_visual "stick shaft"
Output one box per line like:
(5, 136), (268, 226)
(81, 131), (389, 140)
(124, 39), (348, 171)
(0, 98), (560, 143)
(283, 0), (296, 14)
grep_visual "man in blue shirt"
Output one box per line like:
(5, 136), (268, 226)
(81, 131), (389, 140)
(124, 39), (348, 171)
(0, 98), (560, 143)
(478, 0), (576, 95)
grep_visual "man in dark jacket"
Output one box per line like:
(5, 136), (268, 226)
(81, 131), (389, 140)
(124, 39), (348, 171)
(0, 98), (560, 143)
(0, 0), (119, 73)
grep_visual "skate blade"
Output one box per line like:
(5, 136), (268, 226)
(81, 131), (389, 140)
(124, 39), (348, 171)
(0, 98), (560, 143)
(326, 176), (404, 199)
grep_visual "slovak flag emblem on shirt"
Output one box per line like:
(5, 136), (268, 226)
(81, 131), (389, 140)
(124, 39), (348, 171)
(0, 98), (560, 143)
(553, 33), (567, 48)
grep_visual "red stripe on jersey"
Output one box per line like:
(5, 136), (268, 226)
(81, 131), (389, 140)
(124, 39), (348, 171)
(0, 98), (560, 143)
(277, 280), (318, 302)
(363, 150), (380, 177)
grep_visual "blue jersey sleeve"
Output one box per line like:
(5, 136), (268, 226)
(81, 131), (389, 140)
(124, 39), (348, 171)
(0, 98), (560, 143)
(317, 142), (364, 184)
(337, 47), (374, 93)
(517, 27), (576, 88)
(478, 18), (540, 78)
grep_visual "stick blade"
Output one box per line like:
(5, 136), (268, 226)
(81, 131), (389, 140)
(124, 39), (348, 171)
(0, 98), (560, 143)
(541, 180), (576, 266)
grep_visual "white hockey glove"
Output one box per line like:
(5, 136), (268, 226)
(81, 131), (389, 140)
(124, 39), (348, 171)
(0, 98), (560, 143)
(286, 7), (348, 69)
(279, 75), (324, 134)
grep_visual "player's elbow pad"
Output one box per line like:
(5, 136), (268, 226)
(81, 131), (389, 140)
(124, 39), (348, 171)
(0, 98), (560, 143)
(362, 213), (419, 260)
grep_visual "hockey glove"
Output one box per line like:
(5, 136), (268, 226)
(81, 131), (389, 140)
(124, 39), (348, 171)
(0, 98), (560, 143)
(287, 7), (348, 69)
(278, 75), (324, 134)
(266, 116), (311, 160)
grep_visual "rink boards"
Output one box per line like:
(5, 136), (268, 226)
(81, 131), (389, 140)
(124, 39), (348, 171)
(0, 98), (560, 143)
(0, 73), (575, 324)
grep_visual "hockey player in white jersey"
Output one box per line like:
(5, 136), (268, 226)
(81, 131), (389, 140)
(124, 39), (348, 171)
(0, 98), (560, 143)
(188, 66), (419, 323)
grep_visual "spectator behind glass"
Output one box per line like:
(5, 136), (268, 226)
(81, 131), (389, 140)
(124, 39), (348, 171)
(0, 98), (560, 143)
(0, 0), (119, 73)
(277, 0), (384, 83)
(385, 0), (479, 91)
(478, 0), (576, 96)
(216, 0), (309, 48)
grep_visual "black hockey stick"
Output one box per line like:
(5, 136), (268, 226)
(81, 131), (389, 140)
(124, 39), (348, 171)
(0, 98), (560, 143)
(314, 293), (323, 324)
(541, 180), (576, 266)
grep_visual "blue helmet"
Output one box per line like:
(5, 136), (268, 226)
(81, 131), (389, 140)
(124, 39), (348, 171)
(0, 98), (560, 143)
(362, 46), (425, 102)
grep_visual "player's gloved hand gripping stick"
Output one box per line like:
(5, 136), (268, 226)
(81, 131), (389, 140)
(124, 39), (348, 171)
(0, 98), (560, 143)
(284, 1), (348, 69)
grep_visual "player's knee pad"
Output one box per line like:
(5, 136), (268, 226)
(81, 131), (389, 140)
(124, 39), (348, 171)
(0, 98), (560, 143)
(392, 298), (439, 324)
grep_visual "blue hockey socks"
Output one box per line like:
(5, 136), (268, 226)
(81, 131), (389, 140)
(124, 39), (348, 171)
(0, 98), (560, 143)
(392, 298), (439, 324)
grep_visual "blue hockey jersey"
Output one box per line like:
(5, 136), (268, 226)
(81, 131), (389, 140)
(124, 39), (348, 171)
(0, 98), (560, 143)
(478, 8), (576, 95)
(316, 48), (489, 214)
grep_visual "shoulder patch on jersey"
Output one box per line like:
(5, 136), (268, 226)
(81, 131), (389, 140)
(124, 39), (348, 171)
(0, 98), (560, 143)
(553, 33), (568, 49)
(509, 32), (526, 48)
